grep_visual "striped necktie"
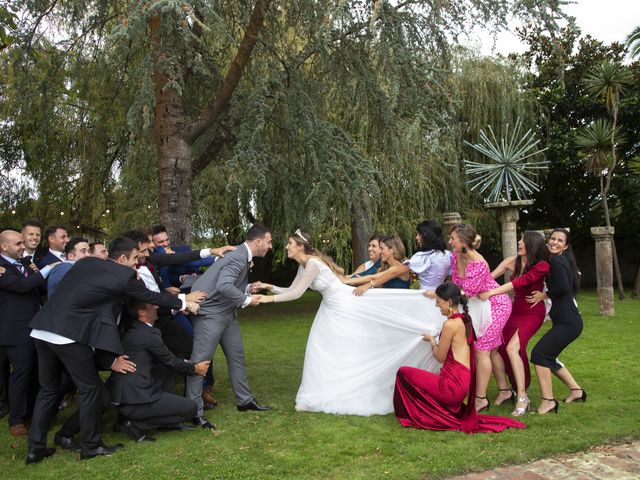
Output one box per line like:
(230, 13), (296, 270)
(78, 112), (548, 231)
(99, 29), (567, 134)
(14, 262), (28, 277)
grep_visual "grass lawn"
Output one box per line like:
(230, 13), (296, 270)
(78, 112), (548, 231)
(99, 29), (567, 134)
(1, 291), (638, 479)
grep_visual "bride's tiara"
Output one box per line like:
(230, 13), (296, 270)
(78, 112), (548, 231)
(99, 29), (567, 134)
(294, 229), (308, 242)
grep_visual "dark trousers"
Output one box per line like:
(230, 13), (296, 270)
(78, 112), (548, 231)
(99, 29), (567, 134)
(118, 393), (196, 431)
(4, 344), (38, 426)
(0, 346), (10, 412)
(57, 382), (111, 438)
(29, 340), (104, 450)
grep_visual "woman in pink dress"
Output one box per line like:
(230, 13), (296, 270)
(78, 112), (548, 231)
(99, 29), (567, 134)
(394, 282), (525, 433)
(449, 224), (512, 412)
(479, 231), (550, 416)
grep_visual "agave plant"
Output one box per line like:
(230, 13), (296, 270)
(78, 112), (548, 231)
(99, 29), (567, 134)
(463, 119), (549, 203)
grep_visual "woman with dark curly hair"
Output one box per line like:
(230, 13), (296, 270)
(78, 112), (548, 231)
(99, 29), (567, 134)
(527, 228), (586, 415)
(394, 282), (525, 433)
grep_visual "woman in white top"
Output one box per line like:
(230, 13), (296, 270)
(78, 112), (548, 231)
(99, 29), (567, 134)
(345, 220), (452, 296)
(256, 230), (445, 416)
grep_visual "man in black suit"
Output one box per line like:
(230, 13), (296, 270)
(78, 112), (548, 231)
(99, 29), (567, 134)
(0, 264), (9, 420)
(26, 237), (206, 464)
(21, 220), (43, 266)
(0, 230), (55, 437)
(108, 300), (209, 442)
(36, 224), (68, 269)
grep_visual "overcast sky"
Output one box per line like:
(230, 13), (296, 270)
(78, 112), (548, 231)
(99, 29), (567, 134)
(469, 0), (640, 56)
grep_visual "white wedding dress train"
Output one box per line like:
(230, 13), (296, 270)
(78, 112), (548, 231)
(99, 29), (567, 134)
(273, 258), (446, 416)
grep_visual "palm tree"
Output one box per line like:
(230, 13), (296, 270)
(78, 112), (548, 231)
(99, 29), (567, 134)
(582, 60), (633, 299)
(626, 25), (640, 60)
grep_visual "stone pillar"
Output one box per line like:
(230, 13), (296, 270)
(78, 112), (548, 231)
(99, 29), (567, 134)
(485, 200), (533, 283)
(500, 207), (519, 261)
(442, 212), (461, 249)
(591, 226), (615, 316)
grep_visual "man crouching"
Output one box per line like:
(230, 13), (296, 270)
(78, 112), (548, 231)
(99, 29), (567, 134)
(108, 301), (209, 442)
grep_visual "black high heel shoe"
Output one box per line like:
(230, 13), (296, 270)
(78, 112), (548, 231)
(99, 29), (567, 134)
(564, 388), (587, 403)
(539, 397), (559, 414)
(475, 396), (490, 412)
(494, 388), (516, 406)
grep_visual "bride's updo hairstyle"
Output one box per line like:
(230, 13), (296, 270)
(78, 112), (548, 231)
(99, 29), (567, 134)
(289, 230), (345, 276)
(434, 282), (473, 339)
(450, 223), (482, 252)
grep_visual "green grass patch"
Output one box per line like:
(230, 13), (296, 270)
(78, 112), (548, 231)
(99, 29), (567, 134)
(2, 291), (638, 479)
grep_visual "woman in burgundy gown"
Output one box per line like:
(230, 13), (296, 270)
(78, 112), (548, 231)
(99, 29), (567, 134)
(479, 231), (550, 416)
(394, 283), (525, 433)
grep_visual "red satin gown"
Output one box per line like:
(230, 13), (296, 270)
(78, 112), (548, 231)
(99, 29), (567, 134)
(498, 260), (550, 390)
(393, 314), (525, 433)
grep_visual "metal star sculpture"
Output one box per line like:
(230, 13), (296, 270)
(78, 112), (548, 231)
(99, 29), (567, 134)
(463, 119), (549, 203)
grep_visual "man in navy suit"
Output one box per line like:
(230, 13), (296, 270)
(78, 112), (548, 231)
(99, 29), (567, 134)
(151, 225), (217, 289)
(0, 230), (56, 437)
(37, 225), (68, 269)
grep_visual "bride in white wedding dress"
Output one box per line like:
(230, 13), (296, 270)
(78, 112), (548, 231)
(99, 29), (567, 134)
(257, 230), (448, 416)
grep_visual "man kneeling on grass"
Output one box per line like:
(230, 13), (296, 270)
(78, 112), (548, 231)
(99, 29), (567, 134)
(108, 300), (210, 442)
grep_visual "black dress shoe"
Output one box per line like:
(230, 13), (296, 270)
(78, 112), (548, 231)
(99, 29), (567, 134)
(25, 447), (56, 465)
(237, 400), (272, 412)
(80, 443), (122, 460)
(121, 420), (155, 443)
(54, 433), (82, 452)
(192, 416), (216, 430)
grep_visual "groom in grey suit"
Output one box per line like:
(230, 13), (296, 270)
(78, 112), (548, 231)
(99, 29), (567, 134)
(187, 225), (273, 428)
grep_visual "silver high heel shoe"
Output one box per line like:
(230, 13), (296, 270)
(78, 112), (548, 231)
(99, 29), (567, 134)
(511, 396), (530, 417)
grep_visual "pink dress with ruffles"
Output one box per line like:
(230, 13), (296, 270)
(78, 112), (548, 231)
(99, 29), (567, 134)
(451, 252), (512, 351)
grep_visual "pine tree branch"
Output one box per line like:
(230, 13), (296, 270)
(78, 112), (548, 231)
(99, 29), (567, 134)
(184, 0), (272, 145)
(191, 128), (235, 178)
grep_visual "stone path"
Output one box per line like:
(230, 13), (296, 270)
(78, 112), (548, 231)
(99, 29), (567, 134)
(447, 440), (640, 479)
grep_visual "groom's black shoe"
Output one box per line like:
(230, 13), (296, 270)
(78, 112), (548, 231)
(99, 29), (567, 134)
(237, 400), (272, 412)
(192, 416), (216, 430)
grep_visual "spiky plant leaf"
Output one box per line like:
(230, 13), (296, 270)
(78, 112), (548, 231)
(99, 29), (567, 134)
(463, 118), (549, 203)
(575, 119), (626, 174)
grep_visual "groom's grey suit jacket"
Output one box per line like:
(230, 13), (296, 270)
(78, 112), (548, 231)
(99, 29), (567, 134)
(191, 244), (250, 318)
(188, 244), (254, 410)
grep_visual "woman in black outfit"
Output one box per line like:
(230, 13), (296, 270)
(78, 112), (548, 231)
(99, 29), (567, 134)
(528, 228), (587, 414)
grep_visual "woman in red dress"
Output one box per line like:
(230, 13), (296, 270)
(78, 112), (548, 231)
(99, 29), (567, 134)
(393, 283), (525, 433)
(479, 232), (550, 416)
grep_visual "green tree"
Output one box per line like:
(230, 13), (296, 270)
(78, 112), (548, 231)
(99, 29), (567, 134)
(581, 60), (633, 298)
(3, 0), (570, 267)
(626, 25), (640, 60)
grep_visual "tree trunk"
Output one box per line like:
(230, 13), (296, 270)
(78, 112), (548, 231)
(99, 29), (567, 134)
(632, 263), (640, 298)
(152, 15), (193, 245)
(350, 192), (372, 269)
(606, 108), (625, 299)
